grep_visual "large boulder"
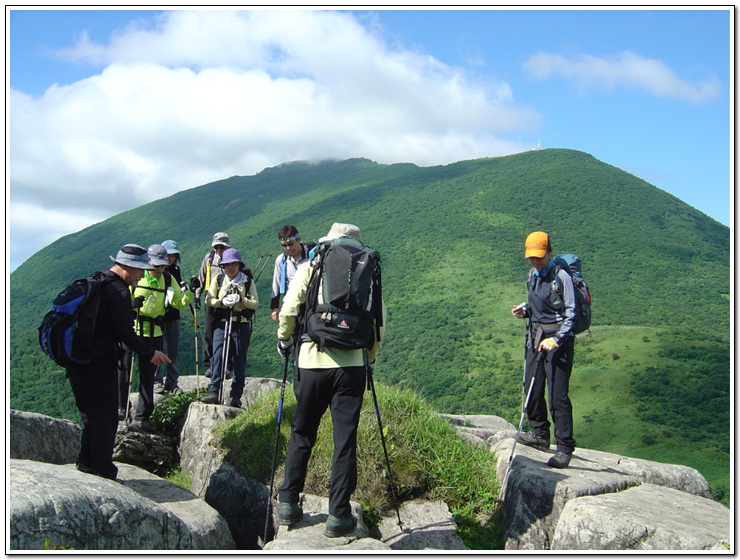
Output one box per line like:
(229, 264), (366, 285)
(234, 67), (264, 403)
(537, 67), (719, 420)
(551, 483), (730, 550)
(491, 438), (722, 550)
(8, 459), (232, 550)
(179, 399), (271, 549)
(9, 409), (80, 464)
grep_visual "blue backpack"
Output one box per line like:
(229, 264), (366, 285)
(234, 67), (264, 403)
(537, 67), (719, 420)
(38, 272), (113, 368)
(551, 254), (592, 335)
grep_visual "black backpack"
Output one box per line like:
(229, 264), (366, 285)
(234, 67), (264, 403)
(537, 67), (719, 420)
(551, 254), (592, 335)
(303, 237), (382, 351)
(38, 272), (114, 368)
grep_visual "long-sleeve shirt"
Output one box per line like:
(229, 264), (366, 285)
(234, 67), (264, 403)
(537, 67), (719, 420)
(270, 244), (312, 310)
(94, 270), (155, 361)
(206, 270), (259, 319)
(278, 261), (385, 368)
(527, 262), (577, 344)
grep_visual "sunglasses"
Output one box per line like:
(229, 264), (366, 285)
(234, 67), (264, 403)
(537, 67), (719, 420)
(214, 245), (227, 251)
(280, 240), (296, 248)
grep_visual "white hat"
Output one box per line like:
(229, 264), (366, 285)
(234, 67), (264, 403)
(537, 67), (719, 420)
(319, 223), (361, 243)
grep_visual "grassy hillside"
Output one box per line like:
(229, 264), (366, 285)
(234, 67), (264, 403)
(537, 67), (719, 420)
(9, 149), (730, 505)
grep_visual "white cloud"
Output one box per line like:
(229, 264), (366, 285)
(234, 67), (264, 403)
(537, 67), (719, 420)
(523, 51), (721, 103)
(9, 10), (540, 271)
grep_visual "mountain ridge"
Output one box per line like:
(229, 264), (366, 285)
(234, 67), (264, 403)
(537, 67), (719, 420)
(9, 148), (730, 503)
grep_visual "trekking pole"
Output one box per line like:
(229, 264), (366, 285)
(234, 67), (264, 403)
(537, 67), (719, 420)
(254, 253), (266, 277)
(190, 304), (200, 394)
(263, 353), (290, 545)
(218, 308), (233, 405)
(125, 349), (135, 423)
(496, 350), (545, 503)
(254, 253), (272, 282)
(364, 352), (404, 531)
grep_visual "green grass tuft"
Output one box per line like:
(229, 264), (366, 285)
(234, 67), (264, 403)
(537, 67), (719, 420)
(216, 381), (503, 548)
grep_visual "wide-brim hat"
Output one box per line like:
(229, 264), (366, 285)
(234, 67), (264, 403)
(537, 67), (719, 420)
(220, 248), (244, 267)
(148, 244), (170, 267)
(318, 223), (361, 243)
(109, 244), (153, 270)
(212, 232), (231, 248)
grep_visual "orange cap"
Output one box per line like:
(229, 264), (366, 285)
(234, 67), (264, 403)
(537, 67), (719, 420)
(524, 231), (549, 258)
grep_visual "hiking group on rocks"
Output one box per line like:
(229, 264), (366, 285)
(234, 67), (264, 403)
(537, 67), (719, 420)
(41, 222), (584, 540)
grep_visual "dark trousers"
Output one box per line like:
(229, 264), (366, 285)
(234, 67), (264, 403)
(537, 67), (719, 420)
(68, 356), (119, 480)
(134, 336), (162, 422)
(203, 306), (215, 369)
(208, 319), (251, 401)
(279, 366), (366, 518)
(157, 319), (181, 389)
(524, 336), (576, 454)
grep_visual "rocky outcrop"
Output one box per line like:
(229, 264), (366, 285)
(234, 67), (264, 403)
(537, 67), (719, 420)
(487, 427), (729, 551)
(8, 393), (731, 551)
(178, 378), (283, 549)
(9, 459), (233, 550)
(551, 483), (729, 550)
(9, 409), (80, 464)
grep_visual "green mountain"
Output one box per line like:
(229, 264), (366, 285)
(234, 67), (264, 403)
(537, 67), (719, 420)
(9, 148), (730, 504)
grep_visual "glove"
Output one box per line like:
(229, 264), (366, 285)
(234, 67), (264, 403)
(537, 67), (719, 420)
(539, 337), (559, 352)
(277, 338), (294, 359)
(132, 295), (145, 309)
(221, 293), (241, 307)
(193, 297), (201, 310)
(189, 276), (201, 292)
(179, 282), (188, 294)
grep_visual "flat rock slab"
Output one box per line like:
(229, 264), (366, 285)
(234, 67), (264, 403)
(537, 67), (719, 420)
(378, 499), (469, 550)
(115, 463), (234, 550)
(491, 438), (721, 550)
(10, 459), (193, 550)
(552, 483), (730, 550)
(264, 495), (378, 551)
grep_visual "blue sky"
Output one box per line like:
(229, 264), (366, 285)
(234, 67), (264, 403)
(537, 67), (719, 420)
(7, 8), (732, 272)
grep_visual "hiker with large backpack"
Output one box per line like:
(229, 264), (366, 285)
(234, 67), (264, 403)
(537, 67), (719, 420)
(194, 232), (231, 377)
(199, 248), (258, 407)
(128, 244), (193, 433)
(274, 223), (385, 538)
(47, 244), (170, 481)
(511, 231), (584, 469)
(154, 239), (199, 395)
(270, 225), (315, 324)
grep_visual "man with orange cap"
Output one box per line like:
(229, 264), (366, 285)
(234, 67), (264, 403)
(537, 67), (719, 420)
(511, 231), (577, 468)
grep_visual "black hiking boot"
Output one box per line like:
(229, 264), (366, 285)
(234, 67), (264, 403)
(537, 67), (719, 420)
(547, 451), (572, 469)
(278, 502), (303, 526)
(324, 515), (356, 538)
(518, 432), (550, 451)
(228, 398), (241, 408)
(129, 420), (156, 434)
(199, 393), (219, 405)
